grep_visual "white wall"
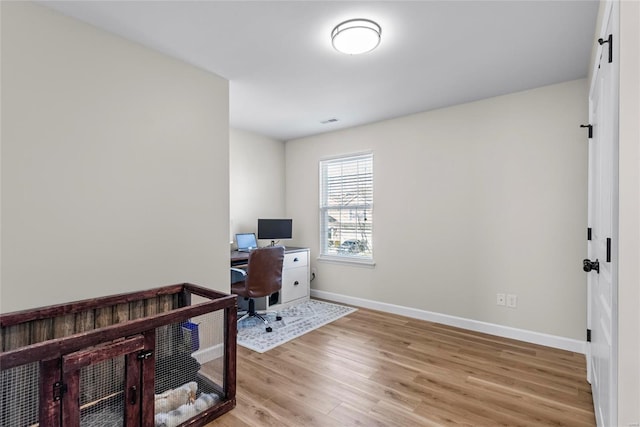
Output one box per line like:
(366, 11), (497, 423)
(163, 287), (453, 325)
(0, 3), (230, 312)
(229, 128), (285, 246)
(617, 0), (640, 423)
(286, 79), (588, 340)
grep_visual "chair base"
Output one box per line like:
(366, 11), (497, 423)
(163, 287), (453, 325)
(238, 298), (282, 332)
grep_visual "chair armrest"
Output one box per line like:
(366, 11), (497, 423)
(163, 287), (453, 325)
(230, 267), (247, 285)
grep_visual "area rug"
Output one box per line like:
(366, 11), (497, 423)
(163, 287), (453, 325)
(236, 299), (357, 353)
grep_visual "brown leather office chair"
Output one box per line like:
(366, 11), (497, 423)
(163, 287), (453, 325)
(231, 246), (285, 332)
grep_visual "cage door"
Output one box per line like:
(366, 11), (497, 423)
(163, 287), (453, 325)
(61, 335), (146, 427)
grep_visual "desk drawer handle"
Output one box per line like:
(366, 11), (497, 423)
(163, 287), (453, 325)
(294, 281), (299, 286)
(293, 257), (299, 262)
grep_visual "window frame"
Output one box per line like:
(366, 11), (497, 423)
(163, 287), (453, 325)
(318, 152), (375, 266)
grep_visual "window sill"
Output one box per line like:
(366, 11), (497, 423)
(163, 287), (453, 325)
(317, 255), (376, 268)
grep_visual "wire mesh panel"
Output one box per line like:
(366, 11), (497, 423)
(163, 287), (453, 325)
(79, 356), (125, 427)
(196, 310), (227, 390)
(0, 362), (39, 427)
(153, 312), (225, 427)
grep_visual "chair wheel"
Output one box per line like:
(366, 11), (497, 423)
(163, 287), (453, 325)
(266, 327), (273, 333)
(276, 316), (282, 321)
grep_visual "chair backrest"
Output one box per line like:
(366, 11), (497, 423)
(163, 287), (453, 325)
(244, 246), (285, 298)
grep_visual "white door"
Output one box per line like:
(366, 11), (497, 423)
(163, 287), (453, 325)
(586, 2), (618, 426)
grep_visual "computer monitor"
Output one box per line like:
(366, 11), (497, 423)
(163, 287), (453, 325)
(235, 233), (258, 252)
(257, 219), (292, 241)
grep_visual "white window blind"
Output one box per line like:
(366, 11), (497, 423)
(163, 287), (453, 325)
(319, 153), (373, 260)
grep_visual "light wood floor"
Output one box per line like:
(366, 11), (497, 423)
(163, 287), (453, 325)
(205, 305), (595, 426)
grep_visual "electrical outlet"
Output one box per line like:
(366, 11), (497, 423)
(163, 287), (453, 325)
(496, 293), (506, 306)
(507, 294), (517, 308)
(311, 267), (317, 277)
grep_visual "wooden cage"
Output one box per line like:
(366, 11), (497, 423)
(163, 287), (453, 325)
(0, 283), (237, 427)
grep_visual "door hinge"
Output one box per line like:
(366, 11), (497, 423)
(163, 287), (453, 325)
(587, 329), (592, 342)
(137, 350), (154, 360)
(606, 237), (611, 262)
(580, 124), (593, 139)
(53, 381), (67, 401)
(598, 34), (613, 63)
(587, 227), (592, 241)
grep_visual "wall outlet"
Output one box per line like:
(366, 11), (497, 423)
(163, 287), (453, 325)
(507, 294), (517, 308)
(496, 293), (506, 306)
(311, 267), (317, 277)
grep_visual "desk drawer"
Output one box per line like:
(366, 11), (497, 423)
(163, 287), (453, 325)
(281, 267), (309, 303)
(284, 251), (308, 269)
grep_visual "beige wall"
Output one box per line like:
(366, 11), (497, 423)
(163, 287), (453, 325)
(229, 128), (285, 246)
(0, 3), (230, 312)
(617, 0), (640, 423)
(286, 79), (588, 340)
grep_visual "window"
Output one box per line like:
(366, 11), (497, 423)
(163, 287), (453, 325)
(319, 153), (373, 262)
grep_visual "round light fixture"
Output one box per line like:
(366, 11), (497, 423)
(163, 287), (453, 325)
(331, 18), (381, 55)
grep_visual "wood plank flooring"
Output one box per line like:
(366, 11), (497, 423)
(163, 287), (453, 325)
(204, 305), (595, 426)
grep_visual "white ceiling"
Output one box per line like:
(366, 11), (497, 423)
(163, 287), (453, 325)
(42, 1), (599, 141)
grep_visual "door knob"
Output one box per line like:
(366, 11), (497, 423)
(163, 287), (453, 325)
(583, 259), (600, 273)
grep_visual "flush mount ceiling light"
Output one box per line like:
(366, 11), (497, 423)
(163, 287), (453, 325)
(331, 18), (381, 55)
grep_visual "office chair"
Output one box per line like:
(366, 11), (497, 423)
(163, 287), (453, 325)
(231, 246), (285, 332)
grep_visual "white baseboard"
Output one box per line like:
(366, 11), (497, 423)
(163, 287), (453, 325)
(192, 343), (224, 364)
(311, 289), (586, 354)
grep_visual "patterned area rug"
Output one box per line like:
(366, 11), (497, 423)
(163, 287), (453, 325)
(236, 299), (357, 353)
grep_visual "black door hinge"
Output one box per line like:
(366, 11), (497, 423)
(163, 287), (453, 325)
(598, 34), (613, 63)
(587, 329), (592, 342)
(580, 124), (593, 139)
(587, 227), (592, 241)
(53, 381), (67, 401)
(606, 237), (611, 262)
(137, 350), (154, 360)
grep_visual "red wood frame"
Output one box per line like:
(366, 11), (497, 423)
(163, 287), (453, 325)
(1, 283), (237, 427)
